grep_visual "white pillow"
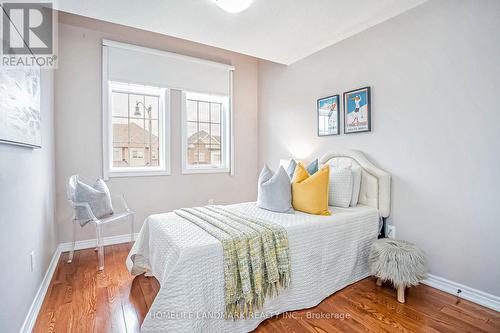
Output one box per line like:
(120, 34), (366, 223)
(328, 165), (353, 208)
(350, 165), (362, 206)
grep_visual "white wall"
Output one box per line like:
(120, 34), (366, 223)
(0, 70), (56, 332)
(258, 0), (500, 296)
(54, 13), (259, 243)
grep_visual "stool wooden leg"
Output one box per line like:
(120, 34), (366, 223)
(376, 277), (382, 286)
(397, 285), (405, 303)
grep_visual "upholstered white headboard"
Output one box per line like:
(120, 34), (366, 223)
(319, 150), (391, 218)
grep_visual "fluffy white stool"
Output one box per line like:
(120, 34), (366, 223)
(369, 238), (427, 303)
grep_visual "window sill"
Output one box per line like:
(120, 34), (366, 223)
(181, 167), (230, 175)
(107, 169), (171, 178)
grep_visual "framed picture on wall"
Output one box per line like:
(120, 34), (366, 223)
(343, 86), (371, 134)
(317, 94), (340, 136)
(0, 66), (41, 148)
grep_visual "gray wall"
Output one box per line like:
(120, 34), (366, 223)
(0, 70), (56, 332)
(258, 0), (500, 296)
(55, 14), (259, 243)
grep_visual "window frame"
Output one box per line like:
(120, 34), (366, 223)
(103, 81), (171, 179)
(181, 91), (230, 174)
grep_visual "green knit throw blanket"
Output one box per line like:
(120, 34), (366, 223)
(174, 206), (291, 320)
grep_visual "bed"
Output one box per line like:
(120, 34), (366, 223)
(127, 150), (391, 332)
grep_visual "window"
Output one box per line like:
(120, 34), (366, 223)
(182, 92), (230, 173)
(103, 40), (233, 177)
(113, 148), (123, 162)
(104, 81), (170, 177)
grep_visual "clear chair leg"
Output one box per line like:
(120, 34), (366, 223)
(130, 214), (134, 243)
(96, 224), (104, 271)
(68, 220), (77, 263)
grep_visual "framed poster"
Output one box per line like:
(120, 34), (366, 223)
(0, 66), (41, 147)
(317, 94), (339, 136)
(343, 86), (371, 134)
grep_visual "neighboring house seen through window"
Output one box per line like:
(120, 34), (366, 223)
(105, 82), (170, 177)
(182, 92), (230, 173)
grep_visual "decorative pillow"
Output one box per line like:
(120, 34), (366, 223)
(287, 158), (319, 179)
(257, 165), (293, 213)
(328, 166), (353, 208)
(286, 159), (297, 179)
(75, 178), (114, 226)
(350, 165), (362, 206)
(292, 163), (330, 215)
(306, 158), (319, 175)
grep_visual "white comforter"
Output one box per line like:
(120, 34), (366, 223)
(126, 202), (379, 333)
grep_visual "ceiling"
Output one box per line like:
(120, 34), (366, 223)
(57, 0), (427, 65)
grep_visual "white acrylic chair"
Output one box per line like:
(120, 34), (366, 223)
(66, 175), (135, 271)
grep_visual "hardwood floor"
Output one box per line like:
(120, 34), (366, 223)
(33, 243), (500, 333)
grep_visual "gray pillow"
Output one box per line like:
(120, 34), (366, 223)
(257, 165), (293, 213)
(286, 159), (297, 179)
(306, 158), (319, 175)
(74, 178), (114, 226)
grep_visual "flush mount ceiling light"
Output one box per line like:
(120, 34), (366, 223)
(215, 0), (253, 13)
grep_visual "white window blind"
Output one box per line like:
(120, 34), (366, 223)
(103, 40), (234, 95)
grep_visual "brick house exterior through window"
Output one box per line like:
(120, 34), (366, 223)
(183, 92), (229, 173)
(105, 82), (169, 177)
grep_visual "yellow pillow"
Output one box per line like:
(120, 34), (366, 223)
(292, 163), (331, 216)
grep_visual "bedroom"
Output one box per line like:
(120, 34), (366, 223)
(0, 0), (499, 332)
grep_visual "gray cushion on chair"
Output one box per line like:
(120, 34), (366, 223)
(75, 178), (114, 226)
(257, 165), (293, 213)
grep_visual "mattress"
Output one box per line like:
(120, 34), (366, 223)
(126, 202), (379, 332)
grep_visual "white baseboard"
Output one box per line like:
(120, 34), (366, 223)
(422, 274), (500, 312)
(58, 232), (139, 252)
(19, 245), (62, 333)
(19, 232), (138, 333)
